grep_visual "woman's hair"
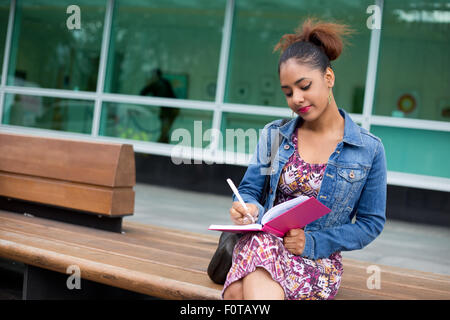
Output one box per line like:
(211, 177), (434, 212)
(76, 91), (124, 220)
(273, 18), (353, 75)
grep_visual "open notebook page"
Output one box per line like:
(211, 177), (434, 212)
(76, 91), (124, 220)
(261, 195), (310, 225)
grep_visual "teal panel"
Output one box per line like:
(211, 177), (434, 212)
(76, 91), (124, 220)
(371, 126), (450, 178)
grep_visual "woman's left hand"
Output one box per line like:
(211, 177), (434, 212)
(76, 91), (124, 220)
(283, 228), (305, 255)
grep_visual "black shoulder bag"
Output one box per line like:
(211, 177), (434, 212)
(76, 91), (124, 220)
(207, 119), (289, 284)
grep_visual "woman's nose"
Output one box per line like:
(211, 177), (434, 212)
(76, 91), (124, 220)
(293, 89), (305, 105)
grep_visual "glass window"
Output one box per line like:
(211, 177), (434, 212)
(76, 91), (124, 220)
(220, 113), (280, 154)
(100, 102), (213, 147)
(374, 0), (450, 122)
(0, 0), (9, 72)
(225, 0), (372, 114)
(7, 0), (106, 91)
(2, 93), (94, 134)
(104, 0), (226, 101)
(371, 125), (450, 178)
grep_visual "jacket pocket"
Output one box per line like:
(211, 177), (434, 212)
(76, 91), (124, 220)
(326, 166), (368, 227)
(335, 166), (368, 202)
(337, 167), (367, 183)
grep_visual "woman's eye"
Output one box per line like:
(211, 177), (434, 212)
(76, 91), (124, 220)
(301, 83), (311, 90)
(284, 83), (311, 96)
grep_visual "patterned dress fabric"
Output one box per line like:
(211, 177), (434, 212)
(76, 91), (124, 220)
(222, 126), (344, 300)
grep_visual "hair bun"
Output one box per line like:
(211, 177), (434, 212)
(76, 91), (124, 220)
(274, 18), (353, 62)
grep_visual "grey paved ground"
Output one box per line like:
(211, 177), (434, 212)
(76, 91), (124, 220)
(127, 183), (450, 276)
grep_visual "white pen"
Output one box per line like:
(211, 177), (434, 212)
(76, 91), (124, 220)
(226, 178), (256, 224)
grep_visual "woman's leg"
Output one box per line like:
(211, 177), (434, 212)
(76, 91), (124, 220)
(223, 279), (244, 300)
(243, 267), (285, 300)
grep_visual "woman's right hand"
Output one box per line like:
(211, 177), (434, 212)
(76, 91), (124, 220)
(229, 202), (259, 225)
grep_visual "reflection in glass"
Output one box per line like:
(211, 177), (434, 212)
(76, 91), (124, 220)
(7, 0), (105, 91)
(226, 0), (372, 114)
(104, 0), (225, 101)
(374, 0), (450, 122)
(139, 68), (179, 143)
(2, 93), (94, 134)
(100, 102), (213, 147)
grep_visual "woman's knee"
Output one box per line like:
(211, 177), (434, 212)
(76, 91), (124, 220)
(223, 280), (243, 300)
(243, 268), (285, 300)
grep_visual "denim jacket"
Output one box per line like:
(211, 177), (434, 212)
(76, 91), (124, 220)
(233, 109), (387, 260)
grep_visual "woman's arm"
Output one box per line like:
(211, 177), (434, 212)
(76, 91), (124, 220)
(301, 141), (387, 260)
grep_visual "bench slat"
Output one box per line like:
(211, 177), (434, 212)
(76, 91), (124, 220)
(0, 173), (134, 216)
(124, 222), (220, 244)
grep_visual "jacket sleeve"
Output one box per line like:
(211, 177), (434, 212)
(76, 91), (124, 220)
(232, 123), (275, 219)
(301, 140), (387, 260)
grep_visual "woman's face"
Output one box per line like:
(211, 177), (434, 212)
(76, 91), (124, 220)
(279, 58), (334, 122)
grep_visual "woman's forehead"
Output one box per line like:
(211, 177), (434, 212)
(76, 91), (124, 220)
(279, 61), (319, 83)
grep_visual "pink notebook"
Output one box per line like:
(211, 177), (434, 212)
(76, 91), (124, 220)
(208, 196), (331, 237)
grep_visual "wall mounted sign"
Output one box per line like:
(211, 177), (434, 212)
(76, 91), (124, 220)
(396, 91), (419, 118)
(397, 93), (416, 114)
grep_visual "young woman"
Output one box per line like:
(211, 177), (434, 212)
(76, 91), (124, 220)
(222, 18), (387, 300)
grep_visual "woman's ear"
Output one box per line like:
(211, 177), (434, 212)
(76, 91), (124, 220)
(324, 67), (335, 88)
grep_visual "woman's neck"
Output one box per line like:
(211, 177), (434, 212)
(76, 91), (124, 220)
(302, 100), (344, 138)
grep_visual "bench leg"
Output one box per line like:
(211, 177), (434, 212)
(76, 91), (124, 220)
(22, 264), (156, 300)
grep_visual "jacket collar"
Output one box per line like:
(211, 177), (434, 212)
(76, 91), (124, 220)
(279, 108), (363, 147)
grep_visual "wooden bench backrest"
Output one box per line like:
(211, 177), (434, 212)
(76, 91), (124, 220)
(0, 132), (135, 216)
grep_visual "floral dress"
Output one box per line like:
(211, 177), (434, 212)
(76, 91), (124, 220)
(222, 126), (343, 300)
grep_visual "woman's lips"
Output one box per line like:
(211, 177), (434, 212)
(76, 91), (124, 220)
(298, 106), (312, 113)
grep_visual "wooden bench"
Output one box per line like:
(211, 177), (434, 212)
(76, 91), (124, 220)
(0, 132), (449, 300)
